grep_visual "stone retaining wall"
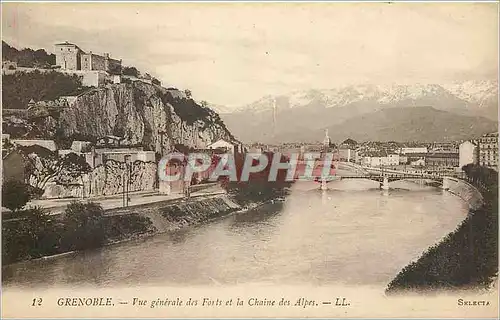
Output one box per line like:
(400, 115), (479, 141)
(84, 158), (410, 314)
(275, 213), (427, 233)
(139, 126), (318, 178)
(42, 160), (157, 199)
(106, 195), (240, 234)
(443, 177), (484, 211)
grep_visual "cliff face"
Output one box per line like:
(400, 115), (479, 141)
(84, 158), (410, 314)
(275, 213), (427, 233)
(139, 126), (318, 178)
(3, 81), (236, 150)
(56, 82), (236, 150)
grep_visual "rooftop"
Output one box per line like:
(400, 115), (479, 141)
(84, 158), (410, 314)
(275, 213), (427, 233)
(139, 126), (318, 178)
(55, 41), (78, 46)
(482, 132), (498, 137)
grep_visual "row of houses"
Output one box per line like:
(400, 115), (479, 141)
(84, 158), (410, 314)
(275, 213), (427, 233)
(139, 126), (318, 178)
(459, 132), (498, 170)
(308, 133), (498, 172)
(2, 135), (244, 195)
(3, 136), (156, 167)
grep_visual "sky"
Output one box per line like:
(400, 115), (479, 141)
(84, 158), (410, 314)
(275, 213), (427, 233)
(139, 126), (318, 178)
(2, 2), (498, 108)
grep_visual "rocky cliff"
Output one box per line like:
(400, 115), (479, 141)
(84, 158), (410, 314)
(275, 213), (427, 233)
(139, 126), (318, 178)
(4, 81), (237, 150)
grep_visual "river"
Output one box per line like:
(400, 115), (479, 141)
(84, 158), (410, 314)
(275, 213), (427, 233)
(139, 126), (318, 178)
(2, 179), (469, 290)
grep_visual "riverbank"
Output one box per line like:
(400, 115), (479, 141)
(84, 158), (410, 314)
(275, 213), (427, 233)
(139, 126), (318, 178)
(443, 177), (484, 211)
(2, 191), (283, 266)
(386, 174), (498, 294)
(2, 183), (225, 216)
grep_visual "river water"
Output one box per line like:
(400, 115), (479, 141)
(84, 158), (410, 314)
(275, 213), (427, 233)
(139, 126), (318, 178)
(2, 180), (469, 290)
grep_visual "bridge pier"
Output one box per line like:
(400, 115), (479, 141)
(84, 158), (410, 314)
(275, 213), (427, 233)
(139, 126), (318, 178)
(441, 177), (450, 190)
(320, 178), (328, 191)
(380, 177), (389, 190)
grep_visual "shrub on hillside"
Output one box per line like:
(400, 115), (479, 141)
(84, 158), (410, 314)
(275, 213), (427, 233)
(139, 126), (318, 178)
(63, 201), (106, 251)
(2, 206), (60, 264)
(1, 180), (32, 212)
(158, 90), (218, 126)
(122, 66), (140, 77)
(102, 213), (155, 242)
(2, 70), (85, 109)
(219, 152), (292, 205)
(2, 41), (56, 68)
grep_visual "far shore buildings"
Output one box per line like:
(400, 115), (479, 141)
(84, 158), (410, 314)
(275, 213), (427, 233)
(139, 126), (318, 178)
(398, 147), (428, 154)
(207, 139), (245, 154)
(459, 140), (478, 169)
(478, 132), (498, 170)
(360, 152), (400, 167)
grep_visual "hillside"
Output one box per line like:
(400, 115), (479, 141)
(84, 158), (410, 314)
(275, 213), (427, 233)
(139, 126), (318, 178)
(319, 106), (497, 143)
(2, 81), (236, 151)
(2, 41), (55, 68)
(2, 70), (87, 109)
(219, 82), (498, 143)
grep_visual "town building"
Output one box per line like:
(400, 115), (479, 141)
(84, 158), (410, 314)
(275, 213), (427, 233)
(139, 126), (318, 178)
(425, 152), (459, 170)
(71, 141), (93, 153)
(361, 152), (399, 167)
(410, 158), (425, 167)
(11, 139), (58, 152)
(54, 42), (83, 70)
(399, 155), (408, 165)
(81, 52), (122, 74)
(59, 146), (156, 169)
(478, 132), (499, 170)
(459, 141), (478, 169)
(2, 60), (17, 72)
(337, 138), (358, 162)
(399, 147), (428, 154)
(54, 41), (122, 74)
(430, 142), (459, 153)
(81, 70), (107, 87)
(207, 139), (238, 154)
(340, 138), (358, 149)
(338, 148), (355, 162)
(97, 135), (125, 147)
(404, 151), (459, 171)
(97, 149), (156, 164)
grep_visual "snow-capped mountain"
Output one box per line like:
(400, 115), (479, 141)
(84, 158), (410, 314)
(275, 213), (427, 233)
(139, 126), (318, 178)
(218, 80), (498, 144)
(441, 80), (498, 107)
(228, 81), (498, 113)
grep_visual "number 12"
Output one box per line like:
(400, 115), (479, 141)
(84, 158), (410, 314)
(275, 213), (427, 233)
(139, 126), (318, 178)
(32, 298), (42, 306)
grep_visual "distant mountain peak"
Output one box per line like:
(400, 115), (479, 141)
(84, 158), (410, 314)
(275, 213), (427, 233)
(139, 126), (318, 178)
(218, 80), (498, 144)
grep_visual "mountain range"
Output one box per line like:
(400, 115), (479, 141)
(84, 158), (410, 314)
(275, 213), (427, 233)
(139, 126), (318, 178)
(214, 81), (498, 143)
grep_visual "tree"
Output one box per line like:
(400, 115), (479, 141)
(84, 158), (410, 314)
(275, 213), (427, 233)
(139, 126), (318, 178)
(1, 180), (32, 212)
(2, 206), (58, 263)
(218, 152), (292, 204)
(184, 89), (192, 99)
(122, 66), (140, 78)
(56, 152), (93, 185)
(2, 70), (83, 109)
(20, 146), (92, 190)
(200, 100), (208, 108)
(63, 201), (106, 250)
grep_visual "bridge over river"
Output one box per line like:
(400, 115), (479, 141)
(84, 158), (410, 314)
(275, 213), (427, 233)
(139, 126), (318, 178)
(313, 161), (447, 190)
